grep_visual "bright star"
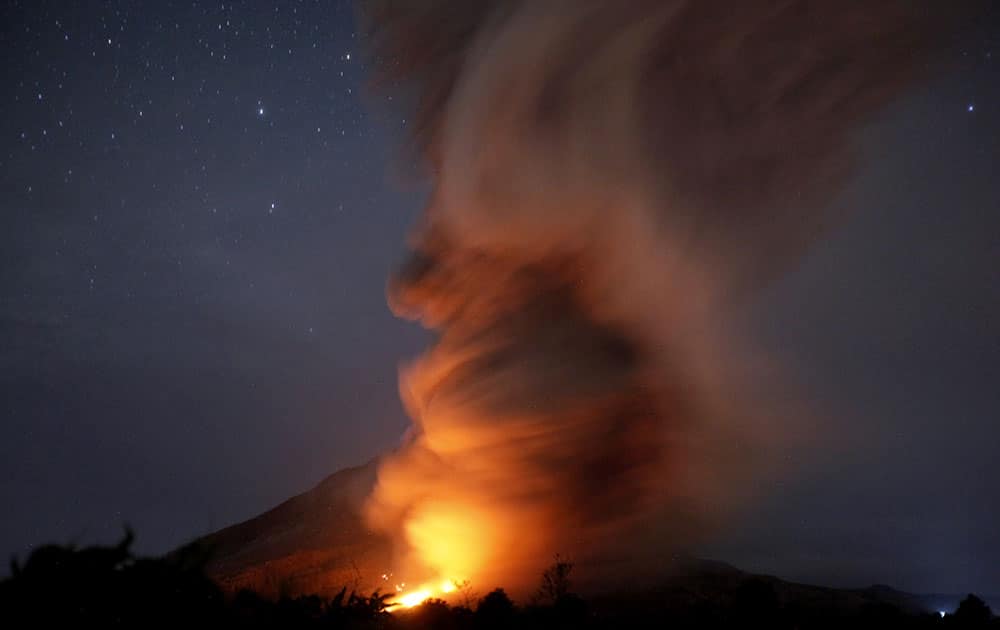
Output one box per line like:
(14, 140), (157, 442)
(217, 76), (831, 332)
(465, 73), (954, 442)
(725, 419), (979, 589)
(258, 107), (265, 116)
(967, 103), (975, 112)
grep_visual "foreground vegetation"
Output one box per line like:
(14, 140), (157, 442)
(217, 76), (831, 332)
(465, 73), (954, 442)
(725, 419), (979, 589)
(1, 532), (996, 629)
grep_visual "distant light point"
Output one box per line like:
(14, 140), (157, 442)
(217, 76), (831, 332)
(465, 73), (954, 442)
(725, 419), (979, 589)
(967, 103), (975, 113)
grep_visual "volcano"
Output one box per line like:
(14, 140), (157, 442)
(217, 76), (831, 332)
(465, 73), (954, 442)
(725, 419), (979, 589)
(197, 459), (392, 599)
(194, 460), (963, 617)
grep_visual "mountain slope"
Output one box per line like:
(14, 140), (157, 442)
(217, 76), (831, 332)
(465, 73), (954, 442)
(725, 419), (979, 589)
(195, 460), (941, 616)
(197, 459), (392, 598)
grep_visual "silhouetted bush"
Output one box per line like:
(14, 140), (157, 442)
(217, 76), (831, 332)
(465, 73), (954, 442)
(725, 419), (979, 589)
(474, 588), (516, 629)
(0, 532), (392, 628)
(1, 530), (225, 626)
(3, 530), (995, 629)
(399, 598), (459, 630)
(955, 594), (993, 628)
(536, 555), (573, 604)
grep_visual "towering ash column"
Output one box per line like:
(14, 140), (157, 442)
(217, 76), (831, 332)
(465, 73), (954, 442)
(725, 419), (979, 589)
(360, 0), (946, 597)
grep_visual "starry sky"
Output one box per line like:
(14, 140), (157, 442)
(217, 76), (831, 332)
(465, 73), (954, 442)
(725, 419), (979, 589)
(2, 1), (998, 596)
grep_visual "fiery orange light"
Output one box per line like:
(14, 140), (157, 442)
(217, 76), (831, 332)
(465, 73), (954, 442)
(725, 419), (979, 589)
(404, 501), (495, 580)
(395, 588), (433, 609)
(388, 578), (460, 610)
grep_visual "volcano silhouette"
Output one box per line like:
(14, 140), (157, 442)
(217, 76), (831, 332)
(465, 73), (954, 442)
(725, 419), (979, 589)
(197, 459), (392, 599)
(194, 460), (975, 618)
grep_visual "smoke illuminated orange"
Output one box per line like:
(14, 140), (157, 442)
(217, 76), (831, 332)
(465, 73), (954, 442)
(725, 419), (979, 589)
(405, 502), (493, 580)
(362, 0), (933, 604)
(386, 503), (492, 608)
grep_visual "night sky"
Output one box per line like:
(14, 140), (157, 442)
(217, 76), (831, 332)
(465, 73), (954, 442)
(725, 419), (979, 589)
(2, 1), (998, 596)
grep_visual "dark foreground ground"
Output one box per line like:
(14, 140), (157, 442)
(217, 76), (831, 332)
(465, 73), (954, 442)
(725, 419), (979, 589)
(1, 532), (997, 629)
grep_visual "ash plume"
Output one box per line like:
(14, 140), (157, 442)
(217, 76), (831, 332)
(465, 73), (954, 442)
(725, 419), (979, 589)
(359, 0), (946, 595)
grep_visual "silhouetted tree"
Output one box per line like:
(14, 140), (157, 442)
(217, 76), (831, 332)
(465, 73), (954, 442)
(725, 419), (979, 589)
(536, 554), (573, 604)
(527, 558), (588, 630)
(475, 588), (516, 629)
(3, 527), (972, 629)
(0, 531), (403, 629)
(401, 598), (459, 630)
(451, 578), (478, 609)
(0, 530), (226, 626)
(955, 594), (993, 628)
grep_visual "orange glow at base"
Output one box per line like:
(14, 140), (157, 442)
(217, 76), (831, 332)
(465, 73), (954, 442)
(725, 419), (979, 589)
(395, 588), (433, 609)
(388, 578), (461, 610)
(405, 501), (494, 580)
(381, 501), (501, 610)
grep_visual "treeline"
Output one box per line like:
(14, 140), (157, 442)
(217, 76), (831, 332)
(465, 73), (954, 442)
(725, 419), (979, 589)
(1, 532), (996, 629)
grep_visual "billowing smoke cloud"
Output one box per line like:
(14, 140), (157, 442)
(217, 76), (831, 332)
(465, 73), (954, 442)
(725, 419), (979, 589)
(359, 0), (942, 596)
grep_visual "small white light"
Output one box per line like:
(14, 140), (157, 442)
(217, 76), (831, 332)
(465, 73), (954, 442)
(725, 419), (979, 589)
(939, 610), (946, 618)
(967, 104), (975, 113)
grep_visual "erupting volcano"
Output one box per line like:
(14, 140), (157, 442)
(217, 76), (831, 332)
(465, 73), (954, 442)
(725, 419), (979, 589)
(357, 0), (941, 608)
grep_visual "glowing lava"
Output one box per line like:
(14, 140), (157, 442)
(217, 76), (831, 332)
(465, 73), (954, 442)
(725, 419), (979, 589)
(390, 579), (460, 610)
(395, 588), (433, 609)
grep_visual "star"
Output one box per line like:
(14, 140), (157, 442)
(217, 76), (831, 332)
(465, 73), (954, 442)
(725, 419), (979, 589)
(967, 103), (975, 112)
